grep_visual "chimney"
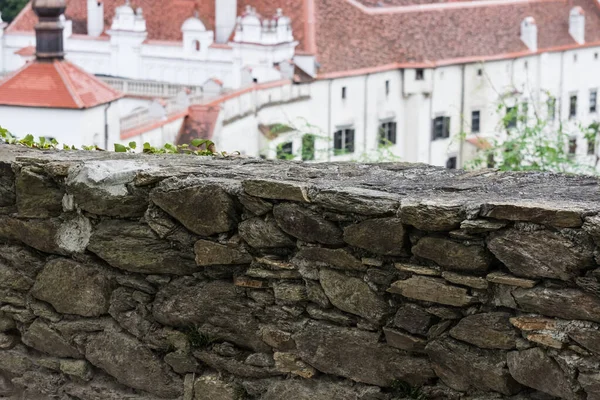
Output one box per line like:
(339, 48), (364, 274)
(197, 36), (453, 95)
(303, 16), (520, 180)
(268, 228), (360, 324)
(215, 0), (237, 43)
(33, 0), (66, 60)
(520, 17), (537, 51)
(87, 0), (104, 37)
(569, 7), (585, 44)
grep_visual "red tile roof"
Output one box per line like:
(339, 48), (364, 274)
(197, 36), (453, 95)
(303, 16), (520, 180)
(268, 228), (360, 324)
(0, 59), (123, 109)
(176, 104), (221, 144)
(14, 46), (36, 56)
(7, 0), (600, 76)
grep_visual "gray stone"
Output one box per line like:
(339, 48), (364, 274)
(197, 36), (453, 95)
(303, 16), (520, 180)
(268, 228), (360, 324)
(512, 287), (600, 323)
(427, 320), (453, 339)
(108, 287), (155, 339)
(0, 312), (15, 333)
(144, 204), (198, 246)
(194, 239), (252, 266)
(0, 244), (45, 278)
(486, 272), (538, 288)
(245, 267), (301, 280)
(0, 345), (33, 374)
(31, 259), (114, 317)
(295, 247), (365, 271)
(395, 263), (441, 276)
(460, 219), (508, 233)
(400, 201), (464, 231)
(0, 162), (15, 208)
(153, 278), (269, 352)
(394, 304), (436, 335)
(239, 217), (295, 248)
(412, 237), (491, 272)
(245, 353), (274, 367)
(194, 373), (236, 400)
(344, 218), (406, 256)
(273, 351), (317, 378)
(305, 280), (331, 308)
(59, 359), (93, 381)
(85, 330), (182, 398)
(0, 333), (18, 350)
(22, 319), (81, 358)
(579, 372), (600, 400)
(383, 327), (426, 352)
(115, 275), (157, 294)
(575, 276), (600, 296)
(88, 220), (197, 275)
(65, 160), (150, 217)
(442, 272), (488, 289)
(319, 269), (389, 323)
(243, 179), (309, 202)
(193, 351), (282, 378)
(164, 351), (199, 374)
(0, 262), (33, 291)
(260, 327), (296, 351)
(151, 180), (237, 236)
(488, 229), (594, 280)
(273, 203), (343, 245)
(294, 320), (435, 387)
(388, 276), (477, 307)
(15, 167), (63, 218)
(306, 304), (356, 326)
(450, 312), (518, 350)
(239, 193), (273, 216)
(426, 337), (521, 395)
(568, 328), (600, 355)
(262, 379), (383, 400)
(481, 202), (583, 228)
(272, 282), (307, 302)
(310, 187), (400, 215)
(0, 288), (25, 306)
(507, 348), (577, 400)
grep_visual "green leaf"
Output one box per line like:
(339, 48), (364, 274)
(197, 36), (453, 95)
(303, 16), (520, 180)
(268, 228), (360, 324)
(114, 143), (128, 153)
(128, 141), (137, 150)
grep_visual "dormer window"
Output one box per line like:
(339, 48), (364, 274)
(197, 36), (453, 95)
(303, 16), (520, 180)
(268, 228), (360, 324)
(193, 40), (201, 52)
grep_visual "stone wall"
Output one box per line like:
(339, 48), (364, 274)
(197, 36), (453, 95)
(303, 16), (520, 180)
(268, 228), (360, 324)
(0, 144), (600, 400)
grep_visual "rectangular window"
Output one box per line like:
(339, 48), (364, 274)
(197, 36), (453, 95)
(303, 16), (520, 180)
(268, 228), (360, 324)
(301, 134), (316, 161)
(506, 107), (517, 129)
(590, 90), (597, 113)
(570, 95), (578, 118)
(547, 97), (556, 121)
(588, 137), (596, 155)
(276, 142), (293, 160)
(471, 110), (480, 133)
(569, 137), (577, 155)
(416, 69), (424, 81)
(379, 122), (397, 146)
(342, 87), (347, 99)
(446, 157), (457, 169)
(334, 129), (355, 154)
(385, 80), (390, 96)
(432, 116), (451, 140)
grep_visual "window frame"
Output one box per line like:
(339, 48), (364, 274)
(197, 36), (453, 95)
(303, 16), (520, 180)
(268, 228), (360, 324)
(547, 97), (556, 121)
(471, 110), (481, 133)
(570, 94), (578, 119)
(415, 69), (425, 81)
(379, 121), (397, 146)
(276, 141), (293, 160)
(333, 128), (355, 155)
(590, 90), (597, 113)
(568, 137), (577, 156)
(341, 87), (347, 100)
(505, 107), (517, 129)
(432, 116), (450, 140)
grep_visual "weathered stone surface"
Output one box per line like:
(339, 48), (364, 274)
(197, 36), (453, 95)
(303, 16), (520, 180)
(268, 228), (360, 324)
(239, 217), (294, 248)
(344, 218), (406, 256)
(260, 327), (296, 351)
(0, 333), (18, 350)
(310, 187), (400, 215)
(488, 229), (594, 280)
(60, 359), (93, 381)
(15, 167), (63, 218)
(243, 179), (309, 202)
(245, 352), (274, 367)
(0, 162), (15, 208)
(383, 327), (426, 352)
(306, 304), (355, 326)
(194, 239), (252, 266)
(294, 320), (435, 387)
(576, 276), (600, 296)
(22, 319), (81, 358)
(413, 237), (491, 272)
(395, 263), (441, 276)
(319, 269), (389, 323)
(295, 247), (365, 271)
(0, 261), (34, 291)
(400, 201), (464, 231)
(394, 304), (436, 335)
(481, 201), (583, 228)
(525, 332), (565, 349)
(426, 337), (521, 395)
(239, 193), (273, 216)
(388, 276), (477, 307)
(88, 220), (197, 275)
(273, 351), (316, 378)
(460, 219), (508, 233)
(193, 373), (235, 400)
(509, 316), (558, 331)
(0, 215), (91, 255)
(0, 312), (15, 333)
(450, 312), (518, 350)
(568, 328), (600, 355)
(245, 266), (301, 280)
(507, 348), (577, 400)
(512, 287), (600, 323)
(273, 203), (343, 245)
(193, 351), (281, 378)
(116, 274), (157, 294)
(151, 180), (237, 236)
(85, 330), (182, 398)
(66, 160), (150, 217)
(486, 272), (537, 288)
(0, 345), (33, 374)
(153, 278), (268, 352)
(442, 272), (488, 289)
(164, 351), (199, 374)
(31, 259), (114, 317)
(262, 379), (383, 400)
(272, 282), (307, 302)
(579, 372), (600, 400)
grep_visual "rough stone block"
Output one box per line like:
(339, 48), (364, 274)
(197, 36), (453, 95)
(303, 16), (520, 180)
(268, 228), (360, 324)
(512, 287), (600, 323)
(344, 218), (406, 256)
(273, 203), (343, 245)
(388, 276), (477, 307)
(481, 201), (583, 228)
(449, 312), (518, 350)
(22, 319), (81, 358)
(15, 167), (64, 218)
(393, 304), (437, 335)
(295, 247), (365, 271)
(412, 237), (491, 272)
(400, 201), (464, 231)
(239, 217), (295, 248)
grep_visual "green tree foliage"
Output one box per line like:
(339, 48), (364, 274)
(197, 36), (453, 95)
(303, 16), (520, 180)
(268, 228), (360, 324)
(0, 0), (30, 23)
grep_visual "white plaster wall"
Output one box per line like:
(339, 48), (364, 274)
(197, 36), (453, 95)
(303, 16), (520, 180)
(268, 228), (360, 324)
(125, 117), (186, 150)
